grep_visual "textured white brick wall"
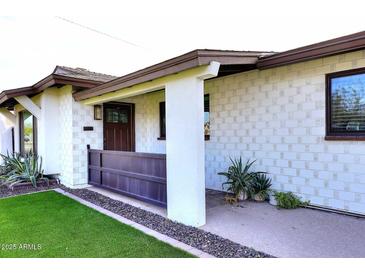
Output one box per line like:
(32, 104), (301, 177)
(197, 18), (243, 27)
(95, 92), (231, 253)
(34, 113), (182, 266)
(71, 100), (103, 187)
(204, 50), (365, 215)
(53, 50), (365, 214)
(58, 86), (74, 186)
(59, 86), (103, 187)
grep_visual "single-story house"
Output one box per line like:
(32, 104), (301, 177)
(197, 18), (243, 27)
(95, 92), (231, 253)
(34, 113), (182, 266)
(1, 31), (365, 227)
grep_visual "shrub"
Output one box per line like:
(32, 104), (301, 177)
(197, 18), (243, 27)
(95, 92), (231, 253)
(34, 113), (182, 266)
(218, 157), (262, 197)
(251, 173), (272, 200)
(274, 191), (309, 209)
(0, 152), (48, 189)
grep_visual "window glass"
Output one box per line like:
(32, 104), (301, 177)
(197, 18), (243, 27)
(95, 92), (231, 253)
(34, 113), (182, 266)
(159, 102), (166, 138)
(105, 108), (128, 124)
(204, 94), (210, 136)
(119, 111), (129, 123)
(159, 94), (210, 139)
(20, 110), (36, 154)
(330, 72), (365, 133)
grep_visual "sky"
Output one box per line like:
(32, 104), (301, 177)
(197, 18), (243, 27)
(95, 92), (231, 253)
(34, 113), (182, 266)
(1, 0), (364, 91)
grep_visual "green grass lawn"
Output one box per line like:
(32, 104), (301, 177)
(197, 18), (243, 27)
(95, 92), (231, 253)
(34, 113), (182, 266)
(0, 191), (194, 258)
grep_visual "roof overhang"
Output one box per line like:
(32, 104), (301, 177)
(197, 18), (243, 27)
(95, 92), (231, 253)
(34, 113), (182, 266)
(73, 49), (273, 101)
(0, 74), (106, 109)
(257, 31), (365, 69)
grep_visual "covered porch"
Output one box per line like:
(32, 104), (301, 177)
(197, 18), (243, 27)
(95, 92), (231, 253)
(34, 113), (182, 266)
(84, 64), (217, 227)
(78, 50), (269, 227)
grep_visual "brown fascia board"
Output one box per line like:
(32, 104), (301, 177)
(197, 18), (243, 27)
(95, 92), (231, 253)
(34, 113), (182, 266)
(73, 49), (270, 101)
(257, 31), (365, 69)
(33, 74), (104, 91)
(0, 86), (34, 105)
(0, 74), (105, 108)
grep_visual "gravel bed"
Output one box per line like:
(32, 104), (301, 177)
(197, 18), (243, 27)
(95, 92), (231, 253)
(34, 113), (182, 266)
(60, 186), (273, 258)
(0, 181), (59, 199)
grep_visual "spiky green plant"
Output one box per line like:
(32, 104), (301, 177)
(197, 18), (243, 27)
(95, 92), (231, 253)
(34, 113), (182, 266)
(218, 157), (261, 197)
(251, 173), (272, 200)
(0, 152), (48, 189)
(0, 152), (21, 176)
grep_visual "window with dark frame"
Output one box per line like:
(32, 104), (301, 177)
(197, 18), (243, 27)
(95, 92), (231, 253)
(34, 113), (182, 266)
(159, 94), (210, 140)
(326, 68), (365, 140)
(19, 110), (37, 154)
(204, 94), (210, 139)
(159, 102), (166, 139)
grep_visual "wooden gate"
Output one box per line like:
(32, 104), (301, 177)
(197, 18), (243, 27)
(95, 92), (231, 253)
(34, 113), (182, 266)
(87, 148), (167, 207)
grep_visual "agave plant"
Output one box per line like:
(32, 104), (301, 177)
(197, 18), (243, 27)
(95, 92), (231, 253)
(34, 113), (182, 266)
(251, 173), (272, 201)
(0, 152), (48, 189)
(0, 152), (21, 176)
(218, 157), (260, 199)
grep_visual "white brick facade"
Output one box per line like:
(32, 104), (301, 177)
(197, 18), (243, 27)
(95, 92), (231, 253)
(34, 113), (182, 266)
(58, 86), (74, 186)
(71, 99), (103, 187)
(204, 50), (365, 215)
(58, 85), (103, 187)
(9, 50), (365, 215)
(104, 53), (365, 213)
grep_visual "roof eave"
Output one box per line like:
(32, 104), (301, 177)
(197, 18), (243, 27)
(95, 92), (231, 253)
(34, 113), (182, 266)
(73, 49), (266, 101)
(257, 31), (365, 69)
(0, 74), (107, 109)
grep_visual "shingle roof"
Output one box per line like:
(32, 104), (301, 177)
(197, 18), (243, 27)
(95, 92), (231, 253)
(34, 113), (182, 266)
(53, 66), (117, 83)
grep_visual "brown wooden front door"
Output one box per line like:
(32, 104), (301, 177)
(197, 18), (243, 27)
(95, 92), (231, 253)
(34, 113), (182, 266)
(103, 103), (135, 151)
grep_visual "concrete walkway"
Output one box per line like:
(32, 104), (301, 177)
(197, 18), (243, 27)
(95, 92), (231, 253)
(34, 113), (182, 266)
(87, 187), (365, 258)
(203, 190), (365, 258)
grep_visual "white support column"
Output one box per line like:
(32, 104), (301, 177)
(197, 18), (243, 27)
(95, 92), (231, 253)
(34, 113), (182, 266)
(38, 88), (60, 175)
(165, 62), (219, 227)
(14, 95), (41, 120)
(166, 77), (206, 226)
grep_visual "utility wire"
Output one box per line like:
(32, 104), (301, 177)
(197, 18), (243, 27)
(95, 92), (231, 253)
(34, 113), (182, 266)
(55, 16), (142, 48)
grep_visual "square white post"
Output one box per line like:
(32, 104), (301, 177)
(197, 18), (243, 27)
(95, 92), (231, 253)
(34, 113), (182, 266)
(165, 76), (206, 227)
(38, 88), (61, 174)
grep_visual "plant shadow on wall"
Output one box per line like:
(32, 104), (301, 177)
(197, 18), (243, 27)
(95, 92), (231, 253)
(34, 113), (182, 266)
(0, 152), (49, 190)
(218, 157), (309, 209)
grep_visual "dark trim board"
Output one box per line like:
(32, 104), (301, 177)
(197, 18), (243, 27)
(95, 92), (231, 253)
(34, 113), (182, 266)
(74, 31), (365, 101)
(73, 50), (272, 101)
(325, 136), (365, 141)
(90, 149), (166, 159)
(258, 31), (365, 69)
(0, 73), (110, 109)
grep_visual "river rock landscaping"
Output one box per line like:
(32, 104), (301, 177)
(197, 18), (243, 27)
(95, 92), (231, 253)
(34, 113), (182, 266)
(60, 185), (272, 258)
(0, 181), (58, 199)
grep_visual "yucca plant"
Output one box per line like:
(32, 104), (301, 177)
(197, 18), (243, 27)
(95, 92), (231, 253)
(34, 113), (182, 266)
(218, 157), (260, 200)
(251, 173), (272, 202)
(0, 152), (48, 190)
